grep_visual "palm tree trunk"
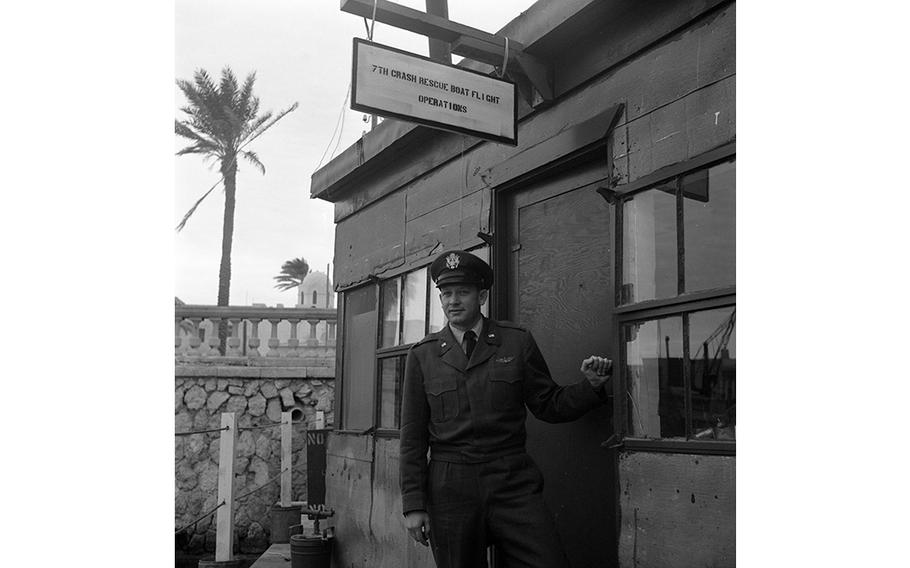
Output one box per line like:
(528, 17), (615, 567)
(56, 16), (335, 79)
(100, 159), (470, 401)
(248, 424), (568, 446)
(217, 159), (237, 354)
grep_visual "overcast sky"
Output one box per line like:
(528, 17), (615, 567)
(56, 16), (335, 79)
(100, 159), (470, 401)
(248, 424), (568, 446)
(175, 0), (537, 306)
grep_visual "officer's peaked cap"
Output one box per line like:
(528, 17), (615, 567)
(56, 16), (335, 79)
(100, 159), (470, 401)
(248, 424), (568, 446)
(430, 250), (493, 290)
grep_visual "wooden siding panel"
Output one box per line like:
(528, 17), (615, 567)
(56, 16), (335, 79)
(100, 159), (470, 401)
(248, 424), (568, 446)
(552, 0), (729, 97)
(404, 164), (467, 223)
(325, 455), (375, 567)
(334, 192), (406, 288)
(649, 98), (690, 173)
(618, 452), (735, 568)
(686, 76), (736, 158)
(325, 436), (434, 568)
(331, 130), (468, 222)
(375, 438), (435, 568)
(622, 76), (735, 186)
(403, 189), (487, 264)
(695, 3), (736, 87)
(326, 430), (374, 462)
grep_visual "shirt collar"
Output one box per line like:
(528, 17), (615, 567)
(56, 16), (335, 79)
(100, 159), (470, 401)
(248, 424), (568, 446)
(448, 317), (484, 348)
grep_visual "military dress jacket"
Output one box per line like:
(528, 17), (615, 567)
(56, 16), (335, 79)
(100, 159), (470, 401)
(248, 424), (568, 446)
(399, 318), (607, 514)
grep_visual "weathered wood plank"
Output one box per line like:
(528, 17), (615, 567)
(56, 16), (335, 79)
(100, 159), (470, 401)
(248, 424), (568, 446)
(685, 76), (736, 158)
(334, 191), (406, 289)
(325, 454), (375, 567)
(551, 0), (729, 97)
(618, 452), (735, 568)
(215, 412), (238, 562)
(403, 187), (486, 263)
(280, 412), (292, 506)
(341, 0), (526, 49)
(622, 76), (735, 185)
(326, 431), (374, 462)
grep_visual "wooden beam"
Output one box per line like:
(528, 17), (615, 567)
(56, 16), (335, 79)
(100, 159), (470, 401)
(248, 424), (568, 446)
(449, 35), (552, 104)
(341, 0), (553, 103)
(280, 412), (292, 507)
(341, 0), (523, 49)
(215, 412), (238, 562)
(425, 0), (451, 63)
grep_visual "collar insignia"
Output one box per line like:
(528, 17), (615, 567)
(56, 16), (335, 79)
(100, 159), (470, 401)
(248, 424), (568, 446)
(445, 253), (460, 270)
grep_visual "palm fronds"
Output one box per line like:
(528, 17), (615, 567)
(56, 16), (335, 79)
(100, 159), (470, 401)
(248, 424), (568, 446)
(175, 66), (298, 232)
(274, 257), (310, 291)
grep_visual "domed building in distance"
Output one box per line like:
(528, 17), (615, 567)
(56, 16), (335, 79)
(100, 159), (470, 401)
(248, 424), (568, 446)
(296, 269), (335, 309)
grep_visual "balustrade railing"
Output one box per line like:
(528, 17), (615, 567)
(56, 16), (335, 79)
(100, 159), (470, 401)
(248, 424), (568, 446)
(175, 305), (336, 360)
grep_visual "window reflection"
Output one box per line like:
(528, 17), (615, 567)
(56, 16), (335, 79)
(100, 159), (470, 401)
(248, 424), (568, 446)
(380, 278), (401, 348)
(378, 356), (404, 429)
(689, 307), (736, 440)
(402, 269), (427, 344)
(624, 317), (685, 439)
(429, 288), (446, 333)
(683, 160), (735, 292)
(621, 185), (677, 304)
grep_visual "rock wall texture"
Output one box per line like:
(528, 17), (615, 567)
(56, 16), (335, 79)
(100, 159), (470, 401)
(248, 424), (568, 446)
(175, 374), (334, 554)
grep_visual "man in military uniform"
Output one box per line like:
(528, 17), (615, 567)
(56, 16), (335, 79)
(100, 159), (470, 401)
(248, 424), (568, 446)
(400, 249), (612, 568)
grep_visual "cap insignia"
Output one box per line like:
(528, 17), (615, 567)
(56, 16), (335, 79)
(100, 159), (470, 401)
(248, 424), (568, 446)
(445, 253), (460, 270)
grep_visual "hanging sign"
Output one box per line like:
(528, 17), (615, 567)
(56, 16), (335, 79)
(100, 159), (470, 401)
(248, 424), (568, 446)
(351, 38), (517, 145)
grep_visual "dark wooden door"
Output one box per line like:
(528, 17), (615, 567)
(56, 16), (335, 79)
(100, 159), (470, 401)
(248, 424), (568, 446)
(501, 161), (617, 568)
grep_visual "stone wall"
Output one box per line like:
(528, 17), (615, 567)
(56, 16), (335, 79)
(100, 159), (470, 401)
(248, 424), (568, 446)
(175, 370), (335, 554)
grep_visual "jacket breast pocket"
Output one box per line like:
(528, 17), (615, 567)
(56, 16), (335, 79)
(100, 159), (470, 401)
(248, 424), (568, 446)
(425, 379), (459, 423)
(490, 362), (523, 411)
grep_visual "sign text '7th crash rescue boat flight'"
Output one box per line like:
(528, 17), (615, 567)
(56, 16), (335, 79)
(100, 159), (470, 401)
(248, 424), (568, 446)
(352, 39), (518, 145)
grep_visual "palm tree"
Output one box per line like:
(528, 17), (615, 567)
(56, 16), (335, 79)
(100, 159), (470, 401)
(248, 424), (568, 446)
(274, 257), (310, 292)
(175, 67), (297, 353)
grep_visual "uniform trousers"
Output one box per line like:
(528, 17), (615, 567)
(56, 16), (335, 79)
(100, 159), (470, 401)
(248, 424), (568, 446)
(427, 453), (568, 568)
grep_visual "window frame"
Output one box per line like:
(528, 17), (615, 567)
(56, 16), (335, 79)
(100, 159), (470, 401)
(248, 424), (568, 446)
(613, 144), (736, 455)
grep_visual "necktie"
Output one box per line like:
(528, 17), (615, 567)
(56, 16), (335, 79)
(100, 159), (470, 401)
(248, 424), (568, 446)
(464, 330), (476, 358)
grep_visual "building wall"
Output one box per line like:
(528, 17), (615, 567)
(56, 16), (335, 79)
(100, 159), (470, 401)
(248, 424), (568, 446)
(175, 371), (334, 554)
(323, 2), (735, 566)
(618, 453), (735, 567)
(612, 5), (735, 566)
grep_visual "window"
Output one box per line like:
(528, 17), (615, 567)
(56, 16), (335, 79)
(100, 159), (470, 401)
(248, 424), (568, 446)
(618, 156), (735, 446)
(312, 290), (318, 306)
(340, 285), (379, 431)
(376, 247), (489, 431)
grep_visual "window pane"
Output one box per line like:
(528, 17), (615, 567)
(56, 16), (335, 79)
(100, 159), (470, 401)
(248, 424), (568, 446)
(683, 160), (735, 292)
(429, 286), (446, 333)
(688, 307), (736, 440)
(622, 186), (677, 304)
(341, 286), (378, 431)
(378, 356), (404, 429)
(624, 316), (685, 439)
(380, 277), (401, 348)
(402, 269), (428, 344)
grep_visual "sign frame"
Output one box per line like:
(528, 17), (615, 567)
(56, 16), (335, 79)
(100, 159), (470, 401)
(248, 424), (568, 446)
(351, 38), (518, 145)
